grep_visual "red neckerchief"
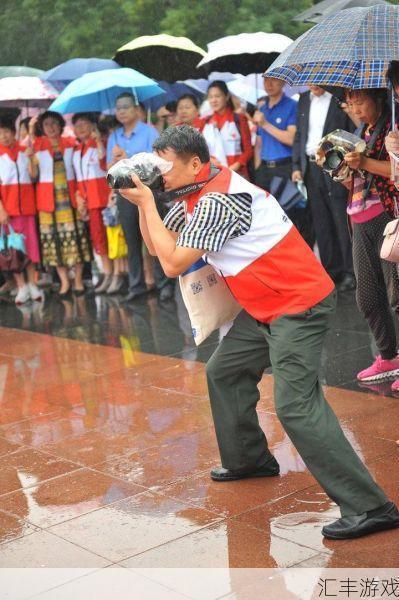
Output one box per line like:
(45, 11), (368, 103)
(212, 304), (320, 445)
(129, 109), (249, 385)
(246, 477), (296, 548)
(0, 142), (22, 162)
(34, 135), (76, 156)
(209, 108), (234, 130)
(185, 162), (212, 214)
(76, 138), (96, 156)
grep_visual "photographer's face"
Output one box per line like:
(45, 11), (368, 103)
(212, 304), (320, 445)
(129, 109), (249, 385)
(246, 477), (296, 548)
(156, 148), (203, 191)
(345, 92), (380, 124)
(115, 98), (138, 125)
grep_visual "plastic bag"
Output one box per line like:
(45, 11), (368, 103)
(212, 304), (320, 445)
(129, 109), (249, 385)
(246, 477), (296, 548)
(2, 224), (26, 253)
(102, 204), (119, 227)
(107, 153), (173, 189)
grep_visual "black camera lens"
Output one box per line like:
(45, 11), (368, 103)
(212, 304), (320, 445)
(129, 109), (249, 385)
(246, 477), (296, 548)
(324, 149), (344, 171)
(106, 174), (137, 189)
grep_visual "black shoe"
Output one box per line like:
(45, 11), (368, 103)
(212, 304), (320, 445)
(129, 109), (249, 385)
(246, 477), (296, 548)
(210, 456), (280, 482)
(337, 274), (356, 292)
(159, 286), (174, 302)
(322, 501), (399, 540)
(122, 289), (150, 303)
(73, 288), (85, 297)
(58, 286), (72, 300)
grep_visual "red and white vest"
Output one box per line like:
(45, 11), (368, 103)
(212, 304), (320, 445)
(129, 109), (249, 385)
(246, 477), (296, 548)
(73, 140), (109, 209)
(34, 136), (76, 212)
(0, 143), (36, 216)
(201, 115), (242, 167)
(185, 166), (334, 323)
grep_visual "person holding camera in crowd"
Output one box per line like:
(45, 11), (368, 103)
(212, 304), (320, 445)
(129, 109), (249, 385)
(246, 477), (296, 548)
(106, 92), (174, 301)
(292, 86), (356, 291)
(118, 124), (399, 541)
(339, 88), (399, 388)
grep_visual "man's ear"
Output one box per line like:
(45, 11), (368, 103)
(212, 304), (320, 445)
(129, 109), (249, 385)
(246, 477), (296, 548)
(192, 156), (203, 175)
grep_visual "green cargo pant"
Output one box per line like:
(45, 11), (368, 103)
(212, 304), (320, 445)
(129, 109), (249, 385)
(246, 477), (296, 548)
(206, 291), (388, 517)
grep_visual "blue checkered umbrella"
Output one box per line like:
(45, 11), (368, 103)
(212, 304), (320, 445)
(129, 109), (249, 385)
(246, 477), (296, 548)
(265, 4), (399, 89)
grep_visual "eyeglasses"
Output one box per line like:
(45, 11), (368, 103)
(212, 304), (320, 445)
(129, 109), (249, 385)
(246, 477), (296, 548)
(115, 104), (135, 111)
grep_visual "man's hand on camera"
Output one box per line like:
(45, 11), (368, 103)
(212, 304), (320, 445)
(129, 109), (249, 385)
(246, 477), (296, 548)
(344, 151), (365, 171)
(119, 174), (154, 207)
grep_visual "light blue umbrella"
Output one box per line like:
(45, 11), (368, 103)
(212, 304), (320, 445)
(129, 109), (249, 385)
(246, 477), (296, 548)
(265, 4), (399, 89)
(49, 68), (164, 114)
(42, 58), (120, 83)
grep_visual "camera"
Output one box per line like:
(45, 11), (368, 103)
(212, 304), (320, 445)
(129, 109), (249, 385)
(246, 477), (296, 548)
(316, 129), (367, 181)
(107, 152), (173, 189)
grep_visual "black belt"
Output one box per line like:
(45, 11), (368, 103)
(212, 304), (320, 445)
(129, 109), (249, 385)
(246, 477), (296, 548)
(261, 157), (291, 168)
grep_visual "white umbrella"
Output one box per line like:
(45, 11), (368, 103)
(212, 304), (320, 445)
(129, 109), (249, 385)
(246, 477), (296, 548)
(0, 76), (58, 108)
(227, 80), (265, 105)
(197, 33), (293, 76)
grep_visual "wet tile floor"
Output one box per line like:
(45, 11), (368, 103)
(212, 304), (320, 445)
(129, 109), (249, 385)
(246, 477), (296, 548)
(0, 287), (398, 598)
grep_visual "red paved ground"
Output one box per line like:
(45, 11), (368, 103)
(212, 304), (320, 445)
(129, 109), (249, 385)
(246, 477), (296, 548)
(0, 327), (398, 597)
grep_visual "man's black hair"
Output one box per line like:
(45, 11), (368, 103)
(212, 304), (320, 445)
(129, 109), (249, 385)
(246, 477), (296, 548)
(153, 124), (210, 163)
(177, 94), (199, 109)
(0, 116), (16, 134)
(387, 61), (399, 88)
(71, 112), (99, 125)
(115, 92), (137, 105)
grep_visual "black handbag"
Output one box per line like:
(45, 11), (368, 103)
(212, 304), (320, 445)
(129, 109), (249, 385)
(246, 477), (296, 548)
(269, 176), (307, 211)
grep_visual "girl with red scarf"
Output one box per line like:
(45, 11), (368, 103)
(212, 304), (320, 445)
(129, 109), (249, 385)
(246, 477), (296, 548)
(0, 117), (43, 304)
(199, 81), (253, 178)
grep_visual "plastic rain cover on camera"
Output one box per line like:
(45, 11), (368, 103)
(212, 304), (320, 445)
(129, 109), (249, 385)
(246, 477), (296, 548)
(107, 153), (173, 188)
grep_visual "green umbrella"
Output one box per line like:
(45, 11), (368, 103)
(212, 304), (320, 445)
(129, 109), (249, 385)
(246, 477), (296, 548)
(113, 34), (206, 82)
(0, 65), (44, 78)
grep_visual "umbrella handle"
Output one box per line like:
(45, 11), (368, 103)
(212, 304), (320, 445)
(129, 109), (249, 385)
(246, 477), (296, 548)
(391, 87), (397, 182)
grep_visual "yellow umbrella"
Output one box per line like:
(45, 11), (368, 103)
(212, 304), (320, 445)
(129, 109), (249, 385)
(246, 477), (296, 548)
(113, 34), (206, 82)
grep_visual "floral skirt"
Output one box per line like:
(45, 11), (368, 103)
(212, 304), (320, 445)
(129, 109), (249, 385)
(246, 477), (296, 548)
(39, 210), (92, 268)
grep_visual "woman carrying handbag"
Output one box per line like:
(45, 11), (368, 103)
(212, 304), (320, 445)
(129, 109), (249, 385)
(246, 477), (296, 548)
(342, 88), (399, 390)
(0, 116), (43, 304)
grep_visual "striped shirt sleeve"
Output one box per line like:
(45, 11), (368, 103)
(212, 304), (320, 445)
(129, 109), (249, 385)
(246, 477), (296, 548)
(176, 194), (240, 252)
(163, 202), (186, 233)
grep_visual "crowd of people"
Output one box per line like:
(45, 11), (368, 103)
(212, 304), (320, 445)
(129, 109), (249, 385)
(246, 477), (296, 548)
(1, 67), (399, 393)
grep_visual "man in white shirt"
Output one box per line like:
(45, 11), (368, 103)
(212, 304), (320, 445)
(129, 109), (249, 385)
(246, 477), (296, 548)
(292, 86), (356, 291)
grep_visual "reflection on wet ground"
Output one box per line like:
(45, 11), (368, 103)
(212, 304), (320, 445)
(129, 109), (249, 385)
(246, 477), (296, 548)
(0, 288), (398, 597)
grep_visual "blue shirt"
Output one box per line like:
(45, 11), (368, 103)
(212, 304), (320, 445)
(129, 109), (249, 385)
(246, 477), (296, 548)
(106, 121), (159, 164)
(257, 94), (297, 161)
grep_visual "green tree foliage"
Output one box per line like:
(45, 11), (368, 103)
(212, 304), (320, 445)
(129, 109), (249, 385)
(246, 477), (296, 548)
(2, 0), (397, 71)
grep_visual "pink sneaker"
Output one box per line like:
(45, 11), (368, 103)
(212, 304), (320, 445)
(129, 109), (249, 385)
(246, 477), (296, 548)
(357, 355), (399, 382)
(391, 379), (399, 392)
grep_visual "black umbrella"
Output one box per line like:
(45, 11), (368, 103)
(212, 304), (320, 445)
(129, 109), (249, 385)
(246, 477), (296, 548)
(113, 34), (207, 82)
(293, 0), (390, 24)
